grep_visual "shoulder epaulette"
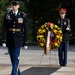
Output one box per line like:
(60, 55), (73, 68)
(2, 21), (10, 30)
(21, 12), (27, 17)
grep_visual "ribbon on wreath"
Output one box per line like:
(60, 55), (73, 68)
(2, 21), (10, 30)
(44, 22), (52, 55)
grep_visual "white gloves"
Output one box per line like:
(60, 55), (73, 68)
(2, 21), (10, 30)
(2, 43), (6, 47)
(2, 43), (28, 49)
(66, 27), (70, 30)
(24, 46), (28, 49)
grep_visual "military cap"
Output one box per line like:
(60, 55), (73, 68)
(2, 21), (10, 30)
(59, 8), (67, 13)
(11, 1), (20, 6)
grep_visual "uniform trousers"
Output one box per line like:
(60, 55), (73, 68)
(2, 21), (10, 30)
(8, 47), (21, 75)
(58, 41), (69, 65)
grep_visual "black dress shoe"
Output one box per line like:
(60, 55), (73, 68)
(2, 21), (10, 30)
(60, 64), (63, 66)
(5, 52), (9, 55)
(63, 64), (66, 66)
(60, 64), (66, 66)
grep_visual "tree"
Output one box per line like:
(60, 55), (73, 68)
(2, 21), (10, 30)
(0, 0), (75, 45)
(28, 0), (75, 44)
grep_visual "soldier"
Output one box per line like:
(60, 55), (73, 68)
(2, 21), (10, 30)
(2, 1), (28, 75)
(55, 8), (71, 66)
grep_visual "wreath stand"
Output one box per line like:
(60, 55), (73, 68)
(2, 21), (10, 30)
(39, 31), (58, 67)
(39, 47), (58, 67)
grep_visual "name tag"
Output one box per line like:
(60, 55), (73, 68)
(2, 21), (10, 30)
(18, 18), (23, 23)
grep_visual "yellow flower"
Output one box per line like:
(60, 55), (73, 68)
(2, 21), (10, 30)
(59, 36), (62, 40)
(58, 28), (60, 30)
(38, 29), (41, 32)
(40, 43), (44, 47)
(41, 25), (44, 29)
(45, 23), (47, 25)
(59, 30), (62, 33)
(46, 27), (49, 30)
(50, 23), (54, 29)
(42, 29), (46, 33)
(54, 25), (58, 28)
(44, 23), (47, 27)
(37, 35), (44, 38)
(42, 38), (45, 42)
(53, 29), (58, 34)
(56, 35), (60, 38)
(54, 42), (59, 47)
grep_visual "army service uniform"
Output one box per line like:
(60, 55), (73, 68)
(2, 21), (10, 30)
(2, 10), (28, 75)
(55, 8), (71, 66)
(56, 17), (71, 66)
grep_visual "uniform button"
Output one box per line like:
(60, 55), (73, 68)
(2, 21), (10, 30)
(13, 32), (15, 33)
(61, 21), (62, 22)
(13, 25), (15, 27)
(14, 22), (15, 23)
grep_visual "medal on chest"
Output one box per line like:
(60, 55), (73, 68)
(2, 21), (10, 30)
(18, 18), (23, 23)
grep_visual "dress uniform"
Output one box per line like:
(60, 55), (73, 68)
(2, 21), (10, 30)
(55, 8), (71, 66)
(2, 1), (28, 75)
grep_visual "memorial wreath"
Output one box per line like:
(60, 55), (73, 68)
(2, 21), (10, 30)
(37, 22), (63, 54)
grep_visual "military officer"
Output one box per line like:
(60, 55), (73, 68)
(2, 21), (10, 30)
(55, 8), (71, 66)
(2, 1), (28, 75)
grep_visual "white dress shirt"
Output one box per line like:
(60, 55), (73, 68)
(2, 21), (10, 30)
(13, 10), (18, 16)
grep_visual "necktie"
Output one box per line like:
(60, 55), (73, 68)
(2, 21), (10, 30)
(13, 13), (16, 16)
(13, 13), (16, 19)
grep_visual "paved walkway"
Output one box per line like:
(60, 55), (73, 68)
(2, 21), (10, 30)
(0, 45), (75, 75)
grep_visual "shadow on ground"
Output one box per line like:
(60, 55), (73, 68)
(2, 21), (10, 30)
(21, 67), (60, 75)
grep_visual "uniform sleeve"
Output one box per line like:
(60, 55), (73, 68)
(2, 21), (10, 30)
(64, 19), (71, 34)
(2, 14), (7, 43)
(23, 14), (28, 45)
(68, 19), (71, 31)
